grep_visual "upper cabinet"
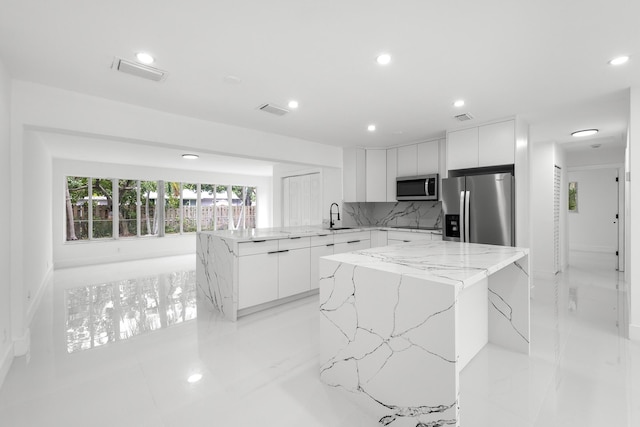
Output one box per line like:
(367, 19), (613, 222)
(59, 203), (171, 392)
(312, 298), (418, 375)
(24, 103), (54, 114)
(416, 140), (439, 175)
(343, 147), (366, 202)
(386, 148), (397, 202)
(397, 145), (418, 177)
(446, 119), (515, 171)
(365, 149), (387, 202)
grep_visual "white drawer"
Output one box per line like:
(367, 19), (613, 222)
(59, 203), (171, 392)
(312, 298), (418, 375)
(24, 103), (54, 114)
(333, 230), (371, 244)
(279, 236), (311, 250)
(387, 231), (431, 242)
(237, 239), (279, 256)
(311, 233), (334, 247)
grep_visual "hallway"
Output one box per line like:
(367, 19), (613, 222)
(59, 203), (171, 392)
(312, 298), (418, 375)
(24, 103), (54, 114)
(0, 251), (638, 426)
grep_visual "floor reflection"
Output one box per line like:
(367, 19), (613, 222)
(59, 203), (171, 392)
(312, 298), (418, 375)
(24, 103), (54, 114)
(65, 270), (197, 353)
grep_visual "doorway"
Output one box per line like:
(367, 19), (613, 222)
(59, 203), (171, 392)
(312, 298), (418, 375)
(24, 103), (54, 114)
(567, 167), (622, 270)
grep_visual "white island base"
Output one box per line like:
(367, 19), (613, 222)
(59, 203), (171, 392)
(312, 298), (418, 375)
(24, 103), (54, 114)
(319, 240), (530, 427)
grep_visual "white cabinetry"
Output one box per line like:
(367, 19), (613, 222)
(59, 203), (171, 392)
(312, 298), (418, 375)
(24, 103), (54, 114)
(478, 120), (515, 166)
(279, 248), (311, 298)
(386, 148), (397, 202)
(397, 145), (418, 177)
(447, 127), (479, 170)
(334, 230), (371, 254)
(366, 149), (387, 202)
(417, 140), (439, 175)
(238, 247), (279, 310)
(387, 230), (432, 245)
(447, 120), (515, 171)
(343, 147), (366, 202)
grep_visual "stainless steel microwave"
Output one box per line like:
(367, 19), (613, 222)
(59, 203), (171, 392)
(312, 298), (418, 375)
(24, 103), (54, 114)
(396, 174), (439, 201)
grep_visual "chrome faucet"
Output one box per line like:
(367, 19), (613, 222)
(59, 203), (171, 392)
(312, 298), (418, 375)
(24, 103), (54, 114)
(329, 203), (341, 229)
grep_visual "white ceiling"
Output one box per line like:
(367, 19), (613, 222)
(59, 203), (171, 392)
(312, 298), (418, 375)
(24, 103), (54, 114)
(1, 0), (638, 163)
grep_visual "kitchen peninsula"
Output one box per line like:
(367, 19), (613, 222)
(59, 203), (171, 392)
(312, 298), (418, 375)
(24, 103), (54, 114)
(319, 240), (530, 427)
(196, 226), (442, 321)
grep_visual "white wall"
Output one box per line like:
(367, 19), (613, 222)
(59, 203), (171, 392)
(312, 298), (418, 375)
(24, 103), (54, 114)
(566, 145), (625, 168)
(272, 164), (342, 228)
(628, 87), (640, 340)
(0, 57), (13, 387)
(567, 168), (620, 254)
(531, 141), (567, 277)
(23, 132), (53, 329)
(53, 156), (273, 268)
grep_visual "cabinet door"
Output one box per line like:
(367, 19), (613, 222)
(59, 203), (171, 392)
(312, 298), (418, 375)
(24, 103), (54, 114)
(417, 140), (439, 175)
(238, 252), (279, 309)
(334, 239), (371, 254)
(366, 149), (387, 202)
(310, 244), (334, 289)
(447, 127), (479, 170)
(478, 120), (515, 167)
(387, 231), (431, 242)
(343, 147), (366, 202)
(279, 248), (311, 298)
(397, 144), (418, 177)
(386, 148), (397, 201)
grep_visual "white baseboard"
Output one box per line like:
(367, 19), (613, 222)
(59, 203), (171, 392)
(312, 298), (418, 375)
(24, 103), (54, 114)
(630, 323), (640, 341)
(0, 342), (14, 389)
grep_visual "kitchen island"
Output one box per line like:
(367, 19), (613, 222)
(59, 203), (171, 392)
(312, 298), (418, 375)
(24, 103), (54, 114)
(319, 240), (529, 427)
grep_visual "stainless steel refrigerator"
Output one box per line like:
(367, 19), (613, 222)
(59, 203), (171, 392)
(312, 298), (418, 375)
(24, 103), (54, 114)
(441, 173), (515, 246)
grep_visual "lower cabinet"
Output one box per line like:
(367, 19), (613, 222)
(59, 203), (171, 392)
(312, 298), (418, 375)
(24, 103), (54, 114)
(238, 252), (279, 309)
(387, 230), (433, 245)
(334, 239), (371, 253)
(279, 247), (311, 298)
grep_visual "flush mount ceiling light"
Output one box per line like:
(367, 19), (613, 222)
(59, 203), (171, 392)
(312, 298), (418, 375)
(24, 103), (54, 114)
(135, 52), (155, 65)
(376, 53), (391, 65)
(571, 129), (599, 137)
(608, 55), (629, 66)
(182, 154), (199, 159)
(453, 99), (465, 107)
(367, 124), (376, 132)
(288, 100), (299, 109)
(187, 373), (203, 384)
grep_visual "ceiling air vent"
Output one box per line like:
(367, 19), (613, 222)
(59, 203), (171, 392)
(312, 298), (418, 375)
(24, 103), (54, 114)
(112, 57), (168, 82)
(257, 103), (290, 116)
(454, 113), (474, 122)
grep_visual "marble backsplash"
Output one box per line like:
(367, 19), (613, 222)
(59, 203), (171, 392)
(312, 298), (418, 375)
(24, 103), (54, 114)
(342, 201), (442, 229)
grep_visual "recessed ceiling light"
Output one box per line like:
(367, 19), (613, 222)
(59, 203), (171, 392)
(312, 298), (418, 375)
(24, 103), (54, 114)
(376, 53), (391, 65)
(288, 100), (299, 109)
(571, 129), (599, 137)
(608, 56), (629, 66)
(135, 52), (155, 65)
(187, 373), (203, 383)
(182, 154), (199, 159)
(453, 100), (465, 108)
(367, 124), (376, 132)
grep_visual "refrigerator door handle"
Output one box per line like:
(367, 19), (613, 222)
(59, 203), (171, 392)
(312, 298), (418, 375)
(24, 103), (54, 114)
(464, 190), (471, 242)
(459, 190), (465, 242)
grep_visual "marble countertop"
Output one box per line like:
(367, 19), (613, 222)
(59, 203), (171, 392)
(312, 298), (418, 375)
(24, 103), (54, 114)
(199, 225), (442, 242)
(322, 239), (528, 287)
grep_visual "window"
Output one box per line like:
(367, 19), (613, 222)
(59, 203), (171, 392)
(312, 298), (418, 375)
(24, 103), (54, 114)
(65, 177), (258, 242)
(118, 179), (138, 238)
(568, 181), (578, 212)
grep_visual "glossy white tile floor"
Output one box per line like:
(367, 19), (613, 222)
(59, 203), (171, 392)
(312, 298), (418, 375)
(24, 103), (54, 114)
(1, 252), (639, 426)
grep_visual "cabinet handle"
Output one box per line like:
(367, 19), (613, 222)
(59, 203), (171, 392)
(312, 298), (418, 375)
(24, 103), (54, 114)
(347, 240), (361, 244)
(326, 243), (334, 247)
(253, 240), (267, 243)
(403, 240), (410, 243)
(289, 236), (301, 240)
(318, 234), (329, 237)
(268, 249), (289, 254)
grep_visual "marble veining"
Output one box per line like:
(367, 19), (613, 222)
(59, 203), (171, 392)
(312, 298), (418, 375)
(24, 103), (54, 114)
(343, 201), (442, 229)
(319, 240), (530, 426)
